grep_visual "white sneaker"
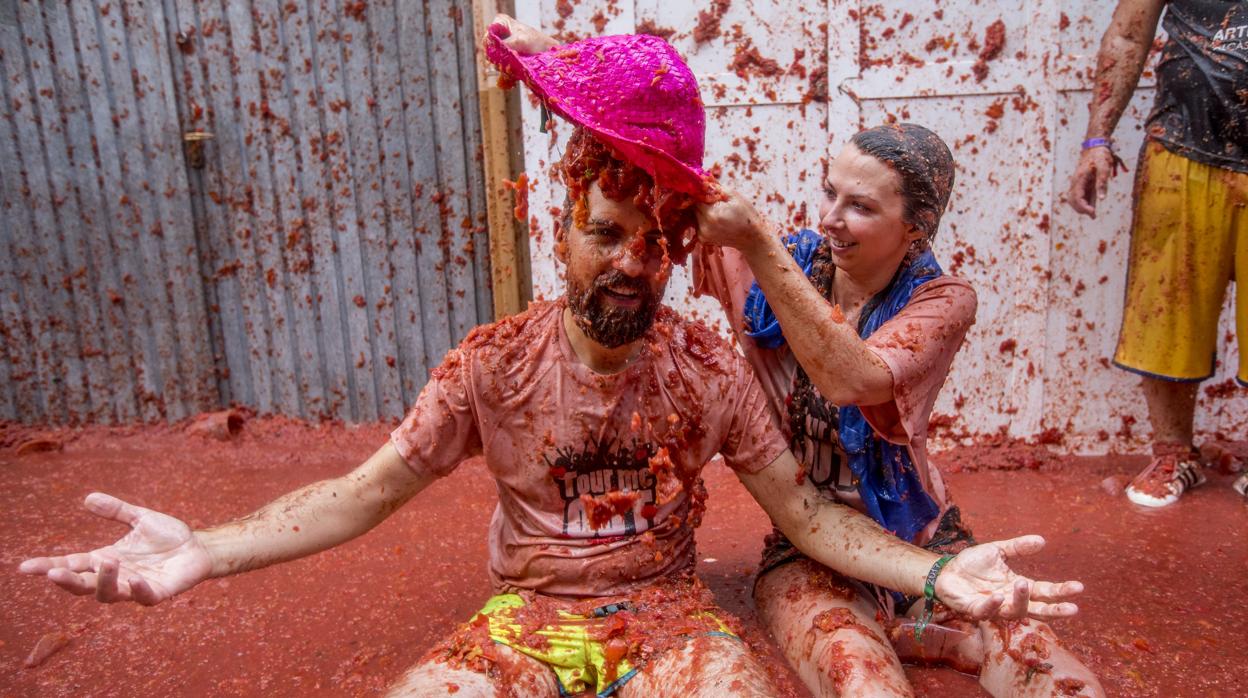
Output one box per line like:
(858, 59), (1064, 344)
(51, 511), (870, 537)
(1125, 455), (1206, 508)
(1233, 473), (1248, 500)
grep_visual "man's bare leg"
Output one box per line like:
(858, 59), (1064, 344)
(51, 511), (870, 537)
(1142, 377), (1198, 449)
(618, 633), (775, 697)
(387, 644), (559, 698)
(1125, 378), (1205, 505)
(755, 559), (913, 697)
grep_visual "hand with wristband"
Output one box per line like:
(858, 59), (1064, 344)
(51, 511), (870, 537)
(917, 534), (1081, 640)
(1068, 137), (1129, 219)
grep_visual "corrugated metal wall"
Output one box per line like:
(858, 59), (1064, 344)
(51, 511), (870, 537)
(0, 0), (491, 424)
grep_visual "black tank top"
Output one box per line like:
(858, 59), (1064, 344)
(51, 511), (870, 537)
(1147, 0), (1248, 173)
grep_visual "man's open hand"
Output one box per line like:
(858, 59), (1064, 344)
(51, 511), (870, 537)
(934, 535), (1083, 622)
(18, 493), (213, 606)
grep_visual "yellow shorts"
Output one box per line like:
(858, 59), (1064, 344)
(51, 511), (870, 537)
(449, 588), (737, 697)
(1115, 141), (1248, 385)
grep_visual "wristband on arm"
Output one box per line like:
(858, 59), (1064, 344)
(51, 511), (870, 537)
(1080, 137), (1128, 175)
(914, 554), (956, 643)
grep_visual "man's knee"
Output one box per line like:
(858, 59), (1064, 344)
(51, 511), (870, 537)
(386, 660), (493, 697)
(386, 646), (559, 698)
(755, 561), (912, 697)
(621, 634), (775, 698)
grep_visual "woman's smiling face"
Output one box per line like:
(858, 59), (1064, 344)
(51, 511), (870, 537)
(817, 143), (925, 277)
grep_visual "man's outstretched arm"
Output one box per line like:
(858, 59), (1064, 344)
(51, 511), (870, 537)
(738, 450), (1084, 622)
(19, 442), (435, 605)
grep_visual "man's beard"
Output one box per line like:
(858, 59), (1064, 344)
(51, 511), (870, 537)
(566, 270), (662, 348)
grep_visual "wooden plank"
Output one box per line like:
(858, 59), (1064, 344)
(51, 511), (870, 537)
(395, 0), (452, 380)
(368, 0), (430, 411)
(471, 0), (524, 321)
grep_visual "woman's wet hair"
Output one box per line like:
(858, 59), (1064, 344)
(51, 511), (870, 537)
(850, 123), (955, 241)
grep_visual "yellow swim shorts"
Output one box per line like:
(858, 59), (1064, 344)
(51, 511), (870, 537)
(466, 591), (737, 697)
(1114, 140), (1248, 385)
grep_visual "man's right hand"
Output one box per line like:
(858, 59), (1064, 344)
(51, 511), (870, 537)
(1066, 147), (1118, 218)
(18, 493), (213, 606)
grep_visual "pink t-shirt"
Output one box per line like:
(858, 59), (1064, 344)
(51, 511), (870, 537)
(390, 300), (787, 597)
(693, 244), (976, 543)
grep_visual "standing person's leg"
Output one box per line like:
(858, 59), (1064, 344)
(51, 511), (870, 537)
(755, 558), (913, 697)
(1231, 163), (1248, 499)
(1141, 378), (1199, 449)
(1114, 141), (1235, 506)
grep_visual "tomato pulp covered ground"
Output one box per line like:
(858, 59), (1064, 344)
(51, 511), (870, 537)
(3, 421), (1245, 696)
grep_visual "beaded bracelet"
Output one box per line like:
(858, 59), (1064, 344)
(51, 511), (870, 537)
(914, 554), (956, 643)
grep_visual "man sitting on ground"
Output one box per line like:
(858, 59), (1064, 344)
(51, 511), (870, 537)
(20, 30), (1084, 697)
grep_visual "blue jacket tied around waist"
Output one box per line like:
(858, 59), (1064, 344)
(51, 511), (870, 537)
(744, 229), (942, 541)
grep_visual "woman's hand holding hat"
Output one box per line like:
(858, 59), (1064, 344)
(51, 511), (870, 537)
(488, 14), (557, 55)
(695, 185), (777, 256)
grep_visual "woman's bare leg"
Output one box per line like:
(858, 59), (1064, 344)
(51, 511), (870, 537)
(893, 601), (1104, 697)
(386, 643), (559, 698)
(619, 633), (776, 698)
(755, 559), (913, 697)
(976, 619), (1106, 698)
(890, 616), (985, 675)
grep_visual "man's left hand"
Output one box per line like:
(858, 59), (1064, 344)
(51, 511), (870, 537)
(934, 535), (1083, 621)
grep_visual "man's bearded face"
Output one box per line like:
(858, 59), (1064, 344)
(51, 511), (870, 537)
(567, 268), (661, 348)
(561, 185), (670, 348)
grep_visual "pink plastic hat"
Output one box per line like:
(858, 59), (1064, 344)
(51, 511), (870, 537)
(486, 29), (710, 199)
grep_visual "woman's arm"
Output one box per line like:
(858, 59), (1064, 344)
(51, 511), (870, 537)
(697, 190), (894, 406)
